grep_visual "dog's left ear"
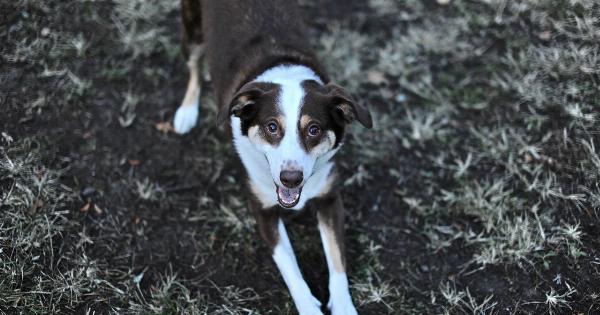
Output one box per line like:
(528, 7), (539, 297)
(326, 83), (373, 129)
(217, 82), (273, 125)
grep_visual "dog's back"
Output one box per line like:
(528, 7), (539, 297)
(200, 0), (328, 111)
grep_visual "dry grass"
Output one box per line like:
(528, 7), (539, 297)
(1, 0), (599, 313)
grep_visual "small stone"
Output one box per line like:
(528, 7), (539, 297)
(395, 93), (407, 103)
(538, 31), (551, 41)
(367, 70), (386, 85)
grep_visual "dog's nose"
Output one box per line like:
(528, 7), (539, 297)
(280, 170), (303, 188)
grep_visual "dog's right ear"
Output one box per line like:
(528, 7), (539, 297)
(217, 82), (273, 125)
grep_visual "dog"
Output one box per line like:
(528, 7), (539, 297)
(174, 1), (372, 314)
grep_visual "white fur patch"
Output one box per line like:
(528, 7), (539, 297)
(272, 220), (323, 315)
(174, 103), (199, 134)
(231, 65), (337, 210)
(232, 117), (278, 208)
(327, 273), (357, 315)
(311, 130), (336, 156)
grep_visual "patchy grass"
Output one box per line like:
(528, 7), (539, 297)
(1, 0), (599, 314)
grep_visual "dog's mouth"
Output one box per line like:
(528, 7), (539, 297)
(276, 185), (302, 208)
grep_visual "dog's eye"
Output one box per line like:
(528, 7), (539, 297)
(307, 124), (321, 137)
(266, 121), (279, 134)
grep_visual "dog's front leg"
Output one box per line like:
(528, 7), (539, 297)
(173, 44), (203, 134)
(250, 201), (323, 315)
(314, 193), (358, 315)
(174, 0), (203, 134)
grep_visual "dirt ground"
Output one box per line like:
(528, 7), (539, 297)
(1, 0), (600, 314)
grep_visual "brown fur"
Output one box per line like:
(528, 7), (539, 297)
(195, 0), (330, 125)
(299, 81), (357, 149)
(311, 192), (347, 270)
(249, 196), (280, 250)
(180, 0), (202, 57)
(227, 81), (283, 139)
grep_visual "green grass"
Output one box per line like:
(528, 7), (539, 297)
(1, 0), (599, 314)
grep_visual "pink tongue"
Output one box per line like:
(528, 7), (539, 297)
(278, 187), (301, 206)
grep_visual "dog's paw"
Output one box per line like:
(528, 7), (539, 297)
(328, 274), (358, 315)
(328, 294), (358, 315)
(173, 105), (199, 134)
(296, 294), (323, 315)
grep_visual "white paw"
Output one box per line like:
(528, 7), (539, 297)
(328, 273), (358, 315)
(173, 104), (199, 134)
(295, 293), (323, 315)
(328, 294), (358, 315)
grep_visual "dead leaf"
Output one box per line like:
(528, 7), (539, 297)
(155, 121), (173, 134)
(93, 204), (103, 214)
(128, 159), (141, 166)
(80, 202), (91, 213)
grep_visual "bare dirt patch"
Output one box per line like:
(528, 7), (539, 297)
(2, 0), (599, 314)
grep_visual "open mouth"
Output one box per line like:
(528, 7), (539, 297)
(276, 185), (302, 208)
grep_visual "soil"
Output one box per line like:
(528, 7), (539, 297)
(2, 0), (599, 314)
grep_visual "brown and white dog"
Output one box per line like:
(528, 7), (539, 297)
(174, 1), (372, 314)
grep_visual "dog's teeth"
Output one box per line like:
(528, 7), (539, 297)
(277, 187), (301, 207)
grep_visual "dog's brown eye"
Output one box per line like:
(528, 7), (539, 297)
(308, 124), (321, 137)
(266, 121), (278, 134)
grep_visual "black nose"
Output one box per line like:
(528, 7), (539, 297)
(280, 170), (303, 188)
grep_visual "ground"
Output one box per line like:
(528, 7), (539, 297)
(1, 0), (600, 314)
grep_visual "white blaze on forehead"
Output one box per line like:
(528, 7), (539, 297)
(254, 65), (324, 185)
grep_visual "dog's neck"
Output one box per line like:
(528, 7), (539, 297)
(231, 64), (337, 210)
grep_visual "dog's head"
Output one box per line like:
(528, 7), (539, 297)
(219, 77), (372, 208)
